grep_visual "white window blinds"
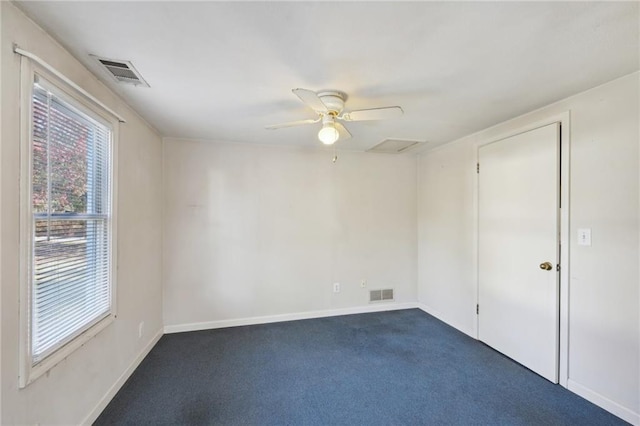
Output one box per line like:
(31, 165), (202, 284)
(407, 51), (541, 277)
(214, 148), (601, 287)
(30, 75), (113, 364)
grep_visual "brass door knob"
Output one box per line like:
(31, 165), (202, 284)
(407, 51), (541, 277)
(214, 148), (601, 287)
(539, 262), (553, 271)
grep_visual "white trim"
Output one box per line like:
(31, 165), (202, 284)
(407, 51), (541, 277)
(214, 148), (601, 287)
(567, 379), (639, 426)
(18, 60), (120, 387)
(557, 112), (571, 389)
(473, 112), (571, 388)
(13, 45), (126, 123)
(80, 329), (163, 426)
(416, 303), (475, 338)
(18, 55), (33, 389)
(110, 101), (120, 327)
(164, 302), (419, 334)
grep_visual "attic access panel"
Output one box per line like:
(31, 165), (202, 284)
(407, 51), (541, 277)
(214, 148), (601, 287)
(367, 139), (427, 154)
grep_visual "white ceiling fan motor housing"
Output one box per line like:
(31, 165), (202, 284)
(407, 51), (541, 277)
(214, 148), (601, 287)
(317, 91), (347, 115)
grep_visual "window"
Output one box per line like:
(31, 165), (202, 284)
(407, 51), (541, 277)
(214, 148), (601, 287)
(20, 68), (117, 386)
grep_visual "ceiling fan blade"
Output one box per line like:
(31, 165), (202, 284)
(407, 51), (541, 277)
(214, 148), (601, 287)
(265, 117), (320, 130)
(342, 106), (403, 122)
(335, 122), (352, 140)
(292, 88), (328, 113)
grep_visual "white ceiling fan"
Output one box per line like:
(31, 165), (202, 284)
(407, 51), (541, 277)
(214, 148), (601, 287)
(266, 88), (403, 145)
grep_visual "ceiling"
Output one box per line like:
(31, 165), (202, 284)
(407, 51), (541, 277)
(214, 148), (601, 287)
(16, 1), (639, 152)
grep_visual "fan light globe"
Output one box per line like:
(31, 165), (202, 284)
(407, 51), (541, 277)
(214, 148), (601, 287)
(318, 126), (339, 145)
(318, 123), (339, 145)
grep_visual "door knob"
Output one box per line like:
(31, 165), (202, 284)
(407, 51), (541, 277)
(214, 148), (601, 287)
(539, 262), (553, 271)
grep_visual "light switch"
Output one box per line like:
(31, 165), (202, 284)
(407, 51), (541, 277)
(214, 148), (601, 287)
(577, 228), (591, 246)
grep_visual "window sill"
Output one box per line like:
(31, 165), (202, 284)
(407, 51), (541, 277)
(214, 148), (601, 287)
(19, 313), (115, 388)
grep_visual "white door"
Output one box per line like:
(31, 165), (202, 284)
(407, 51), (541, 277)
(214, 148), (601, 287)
(478, 123), (560, 383)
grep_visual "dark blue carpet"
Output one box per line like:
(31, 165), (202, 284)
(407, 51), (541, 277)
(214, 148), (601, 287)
(94, 309), (626, 425)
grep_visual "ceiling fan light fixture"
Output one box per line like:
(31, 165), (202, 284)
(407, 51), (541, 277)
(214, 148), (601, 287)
(266, 88), (403, 145)
(318, 117), (339, 145)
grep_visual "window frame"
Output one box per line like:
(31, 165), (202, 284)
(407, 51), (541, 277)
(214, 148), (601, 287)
(19, 57), (119, 388)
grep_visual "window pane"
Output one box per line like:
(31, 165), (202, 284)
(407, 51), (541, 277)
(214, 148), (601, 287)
(33, 218), (110, 361)
(48, 107), (89, 214)
(31, 78), (112, 364)
(32, 91), (49, 214)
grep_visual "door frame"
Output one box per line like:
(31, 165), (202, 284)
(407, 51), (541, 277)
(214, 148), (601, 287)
(474, 111), (570, 388)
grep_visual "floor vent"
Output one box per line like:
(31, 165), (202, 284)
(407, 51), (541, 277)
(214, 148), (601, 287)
(91, 55), (150, 87)
(367, 139), (427, 154)
(370, 289), (394, 303)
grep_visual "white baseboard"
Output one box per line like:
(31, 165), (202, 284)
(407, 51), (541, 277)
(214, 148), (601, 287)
(81, 329), (163, 425)
(416, 303), (475, 338)
(567, 379), (639, 425)
(164, 302), (419, 334)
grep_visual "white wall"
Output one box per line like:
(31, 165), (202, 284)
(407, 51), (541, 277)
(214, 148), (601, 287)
(417, 72), (639, 423)
(163, 140), (417, 329)
(417, 141), (477, 335)
(1, 3), (164, 424)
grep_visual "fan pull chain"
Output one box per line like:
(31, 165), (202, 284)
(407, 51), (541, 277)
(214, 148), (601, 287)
(332, 145), (338, 163)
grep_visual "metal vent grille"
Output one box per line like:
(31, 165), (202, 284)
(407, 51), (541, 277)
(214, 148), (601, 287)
(91, 55), (150, 87)
(367, 139), (427, 154)
(370, 289), (394, 303)
(382, 289), (394, 300)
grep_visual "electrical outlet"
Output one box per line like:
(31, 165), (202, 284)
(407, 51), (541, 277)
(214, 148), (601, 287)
(360, 279), (366, 288)
(138, 321), (144, 339)
(333, 282), (340, 293)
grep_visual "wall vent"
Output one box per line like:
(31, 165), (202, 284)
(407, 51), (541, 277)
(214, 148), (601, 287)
(91, 55), (150, 87)
(369, 289), (394, 303)
(366, 139), (427, 154)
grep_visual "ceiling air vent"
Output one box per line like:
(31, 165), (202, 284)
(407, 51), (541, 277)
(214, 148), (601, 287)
(367, 139), (427, 154)
(91, 55), (149, 87)
(370, 289), (394, 303)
